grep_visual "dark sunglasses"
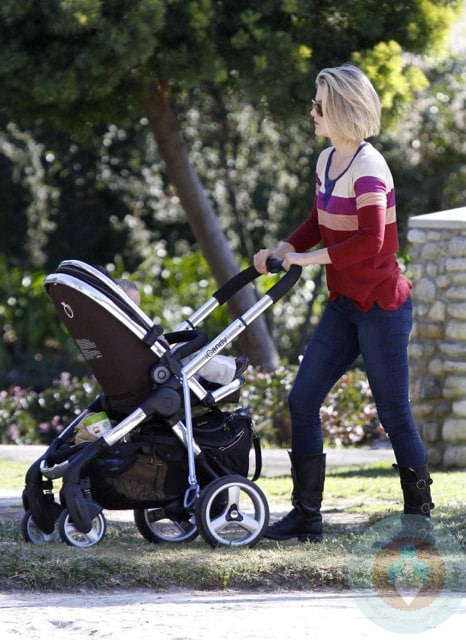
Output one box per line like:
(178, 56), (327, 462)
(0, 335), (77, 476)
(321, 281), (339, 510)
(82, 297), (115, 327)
(311, 99), (323, 117)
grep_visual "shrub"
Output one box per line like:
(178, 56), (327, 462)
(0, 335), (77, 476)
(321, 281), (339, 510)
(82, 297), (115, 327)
(0, 372), (99, 444)
(0, 366), (384, 447)
(241, 364), (383, 447)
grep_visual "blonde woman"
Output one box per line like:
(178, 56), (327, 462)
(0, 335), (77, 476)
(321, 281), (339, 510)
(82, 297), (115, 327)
(254, 64), (433, 544)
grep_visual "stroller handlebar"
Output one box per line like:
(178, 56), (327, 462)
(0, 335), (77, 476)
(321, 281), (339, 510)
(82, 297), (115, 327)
(264, 263), (302, 303)
(213, 262), (302, 306)
(265, 258), (284, 273)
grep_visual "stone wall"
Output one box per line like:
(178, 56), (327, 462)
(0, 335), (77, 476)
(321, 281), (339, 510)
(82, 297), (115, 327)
(408, 207), (466, 468)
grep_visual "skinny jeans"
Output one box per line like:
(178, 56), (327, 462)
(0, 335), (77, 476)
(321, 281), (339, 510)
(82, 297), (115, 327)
(288, 294), (426, 468)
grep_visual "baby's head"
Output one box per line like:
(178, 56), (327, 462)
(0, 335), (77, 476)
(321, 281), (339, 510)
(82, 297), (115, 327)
(116, 278), (141, 306)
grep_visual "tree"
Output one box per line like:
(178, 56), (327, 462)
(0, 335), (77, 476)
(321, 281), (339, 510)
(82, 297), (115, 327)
(0, 0), (461, 367)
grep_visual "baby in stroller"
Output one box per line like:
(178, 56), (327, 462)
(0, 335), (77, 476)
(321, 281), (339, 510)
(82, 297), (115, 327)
(21, 259), (301, 549)
(116, 278), (249, 386)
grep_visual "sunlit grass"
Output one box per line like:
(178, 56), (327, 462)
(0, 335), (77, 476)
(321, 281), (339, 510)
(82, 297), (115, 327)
(1, 458), (463, 593)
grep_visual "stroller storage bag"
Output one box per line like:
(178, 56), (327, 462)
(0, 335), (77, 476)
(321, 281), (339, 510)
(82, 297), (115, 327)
(86, 408), (255, 510)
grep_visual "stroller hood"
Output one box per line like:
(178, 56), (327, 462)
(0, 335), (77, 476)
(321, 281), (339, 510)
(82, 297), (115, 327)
(44, 261), (166, 413)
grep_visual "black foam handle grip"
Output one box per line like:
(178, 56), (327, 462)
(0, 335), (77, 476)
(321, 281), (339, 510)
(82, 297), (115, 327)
(213, 266), (259, 305)
(211, 261), (301, 306)
(264, 264), (302, 303)
(266, 258), (284, 273)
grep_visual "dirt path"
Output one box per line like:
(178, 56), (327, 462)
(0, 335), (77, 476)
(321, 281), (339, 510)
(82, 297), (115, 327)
(1, 589), (462, 640)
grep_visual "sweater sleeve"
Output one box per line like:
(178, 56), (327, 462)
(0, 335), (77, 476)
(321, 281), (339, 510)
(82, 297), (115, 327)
(327, 176), (389, 270)
(285, 198), (321, 252)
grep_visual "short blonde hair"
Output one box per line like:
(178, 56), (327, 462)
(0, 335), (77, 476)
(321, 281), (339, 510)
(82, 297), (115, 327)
(316, 64), (381, 142)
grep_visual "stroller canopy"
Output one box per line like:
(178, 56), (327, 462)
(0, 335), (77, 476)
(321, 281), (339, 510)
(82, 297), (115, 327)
(43, 261), (166, 413)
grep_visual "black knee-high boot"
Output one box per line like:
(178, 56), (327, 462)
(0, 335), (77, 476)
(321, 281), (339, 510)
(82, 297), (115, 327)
(374, 464), (435, 547)
(396, 464), (435, 543)
(265, 452), (326, 542)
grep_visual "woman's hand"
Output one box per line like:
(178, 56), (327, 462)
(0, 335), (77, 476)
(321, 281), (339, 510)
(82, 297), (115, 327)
(282, 252), (306, 270)
(283, 248), (332, 270)
(253, 248), (273, 274)
(254, 242), (296, 274)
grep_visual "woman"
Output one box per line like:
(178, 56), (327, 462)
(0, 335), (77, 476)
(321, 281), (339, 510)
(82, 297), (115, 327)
(254, 64), (433, 544)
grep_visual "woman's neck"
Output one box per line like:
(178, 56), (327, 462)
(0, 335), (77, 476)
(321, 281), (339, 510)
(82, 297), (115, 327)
(326, 138), (365, 181)
(331, 138), (364, 162)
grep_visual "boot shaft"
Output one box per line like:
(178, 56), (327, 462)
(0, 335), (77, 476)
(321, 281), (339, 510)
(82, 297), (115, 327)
(395, 464), (434, 516)
(289, 452), (326, 513)
(265, 452), (326, 543)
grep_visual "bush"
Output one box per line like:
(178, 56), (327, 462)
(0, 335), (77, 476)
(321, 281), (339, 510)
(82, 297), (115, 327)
(0, 366), (384, 447)
(242, 364), (384, 447)
(0, 372), (99, 444)
(0, 258), (87, 389)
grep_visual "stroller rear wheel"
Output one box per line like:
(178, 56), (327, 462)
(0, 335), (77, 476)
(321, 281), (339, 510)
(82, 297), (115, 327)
(134, 508), (198, 544)
(195, 475), (269, 548)
(57, 508), (107, 547)
(21, 510), (62, 544)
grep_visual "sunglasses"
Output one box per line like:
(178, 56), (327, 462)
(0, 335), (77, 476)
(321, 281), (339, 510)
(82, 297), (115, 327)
(311, 99), (323, 117)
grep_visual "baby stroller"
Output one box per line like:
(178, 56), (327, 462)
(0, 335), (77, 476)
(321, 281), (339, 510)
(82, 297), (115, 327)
(21, 259), (301, 548)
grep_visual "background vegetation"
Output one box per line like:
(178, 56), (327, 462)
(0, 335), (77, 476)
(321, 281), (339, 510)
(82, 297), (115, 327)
(0, 1), (465, 444)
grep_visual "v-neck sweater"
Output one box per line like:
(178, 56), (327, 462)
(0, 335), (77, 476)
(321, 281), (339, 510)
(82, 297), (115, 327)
(286, 142), (411, 311)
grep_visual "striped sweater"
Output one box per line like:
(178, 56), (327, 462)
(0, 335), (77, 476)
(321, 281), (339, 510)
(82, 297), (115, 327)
(286, 142), (411, 311)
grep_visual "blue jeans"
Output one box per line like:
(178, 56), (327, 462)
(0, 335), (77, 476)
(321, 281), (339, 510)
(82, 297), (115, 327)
(288, 295), (426, 467)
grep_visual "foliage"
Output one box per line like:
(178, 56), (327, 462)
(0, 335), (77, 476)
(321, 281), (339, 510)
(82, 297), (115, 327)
(0, 1), (460, 129)
(0, 114), (136, 271)
(0, 364), (382, 447)
(133, 249), (229, 333)
(242, 364), (383, 447)
(0, 257), (88, 389)
(0, 121), (59, 267)
(0, 372), (99, 444)
(319, 369), (383, 446)
(0, 1), (463, 371)
(382, 54), (466, 220)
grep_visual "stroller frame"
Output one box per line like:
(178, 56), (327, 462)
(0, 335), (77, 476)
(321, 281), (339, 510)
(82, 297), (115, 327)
(21, 259), (301, 548)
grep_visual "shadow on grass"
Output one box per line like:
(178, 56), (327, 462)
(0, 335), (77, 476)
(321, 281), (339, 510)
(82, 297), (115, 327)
(327, 464), (460, 479)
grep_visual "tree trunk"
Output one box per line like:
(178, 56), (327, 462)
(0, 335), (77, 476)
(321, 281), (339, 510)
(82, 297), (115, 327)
(145, 82), (279, 370)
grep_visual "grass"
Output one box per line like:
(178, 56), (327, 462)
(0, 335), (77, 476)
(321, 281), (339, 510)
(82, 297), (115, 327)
(0, 458), (464, 593)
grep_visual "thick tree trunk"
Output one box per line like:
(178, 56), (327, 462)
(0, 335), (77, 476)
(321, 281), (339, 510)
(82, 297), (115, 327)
(145, 83), (279, 369)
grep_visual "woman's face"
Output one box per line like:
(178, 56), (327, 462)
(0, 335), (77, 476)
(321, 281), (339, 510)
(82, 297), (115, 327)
(310, 86), (329, 137)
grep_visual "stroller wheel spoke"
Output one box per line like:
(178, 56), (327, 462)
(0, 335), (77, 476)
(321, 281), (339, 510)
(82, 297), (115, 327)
(134, 508), (198, 544)
(83, 527), (102, 545)
(21, 510), (62, 544)
(58, 509), (106, 548)
(236, 512), (260, 534)
(225, 486), (241, 509)
(196, 475), (269, 548)
(210, 514), (229, 533)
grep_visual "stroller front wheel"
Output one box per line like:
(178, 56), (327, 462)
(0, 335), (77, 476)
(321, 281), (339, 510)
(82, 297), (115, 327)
(57, 508), (106, 547)
(21, 510), (62, 544)
(134, 508), (198, 544)
(195, 475), (269, 548)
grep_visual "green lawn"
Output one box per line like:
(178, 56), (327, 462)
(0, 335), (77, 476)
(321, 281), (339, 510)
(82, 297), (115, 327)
(1, 459), (464, 593)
